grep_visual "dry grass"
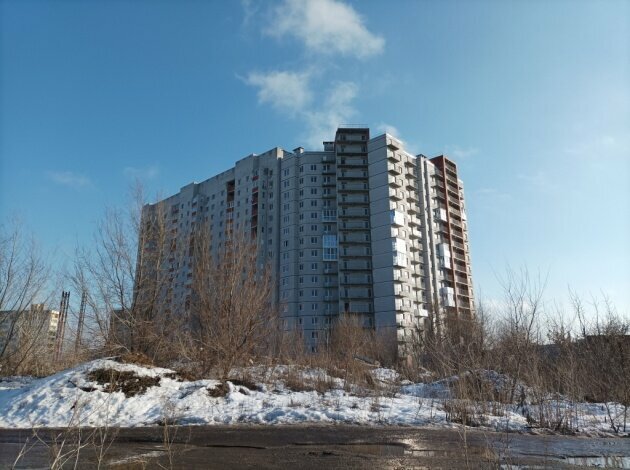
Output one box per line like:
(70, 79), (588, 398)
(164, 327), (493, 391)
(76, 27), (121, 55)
(87, 368), (161, 398)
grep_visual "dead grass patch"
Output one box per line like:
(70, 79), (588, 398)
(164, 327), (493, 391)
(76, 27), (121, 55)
(207, 382), (230, 398)
(87, 368), (161, 397)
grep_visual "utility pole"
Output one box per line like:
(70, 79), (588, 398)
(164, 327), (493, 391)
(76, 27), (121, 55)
(75, 290), (86, 354)
(54, 291), (70, 361)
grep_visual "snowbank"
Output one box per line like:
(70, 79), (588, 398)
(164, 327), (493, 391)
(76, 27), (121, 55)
(0, 359), (626, 436)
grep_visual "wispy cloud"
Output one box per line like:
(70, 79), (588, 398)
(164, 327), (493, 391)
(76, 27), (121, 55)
(376, 123), (401, 138)
(242, 0), (382, 148)
(303, 81), (358, 147)
(47, 171), (92, 189)
(563, 133), (629, 160)
(265, 0), (384, 59)
(123, 165), (160, 181)
(244, 70), (312, 115)
(517, 170), (554, 192)
(240, 0), (260, 28)
(445, 145), (479, 160)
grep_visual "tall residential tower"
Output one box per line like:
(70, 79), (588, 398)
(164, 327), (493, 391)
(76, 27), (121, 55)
(138, 128), (475, 355)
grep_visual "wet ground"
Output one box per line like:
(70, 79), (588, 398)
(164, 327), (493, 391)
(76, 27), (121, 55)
(1, 425), (629, 469)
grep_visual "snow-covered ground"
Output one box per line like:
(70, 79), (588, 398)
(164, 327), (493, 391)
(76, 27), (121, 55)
(0, 359), (626, 436)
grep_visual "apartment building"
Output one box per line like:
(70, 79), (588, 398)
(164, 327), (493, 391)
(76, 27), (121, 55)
(138, 127), (475, 355)
(0, 304), (60, 354)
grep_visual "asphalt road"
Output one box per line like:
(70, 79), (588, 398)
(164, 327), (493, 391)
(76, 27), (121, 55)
(1, 425), (629, 469)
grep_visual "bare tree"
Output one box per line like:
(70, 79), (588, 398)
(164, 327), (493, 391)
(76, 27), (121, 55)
(67, 182), (172, 361)
(573, 293), (630, 433)
(0, 219), (51, 374)
(187, 228), (277, 379)
(494, 266), (546, 403)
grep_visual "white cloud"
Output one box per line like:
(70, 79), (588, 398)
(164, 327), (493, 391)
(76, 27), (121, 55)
(47, 171), (91, 189)
(265, 0), (384, 59)
(445, 145), (479, 160)
(241, 0), (260, 28)
(244, 70), (312, 115)
(123, 165), (159, 181)
(376, 123), (401, 138)
(303, 81), (358, 148)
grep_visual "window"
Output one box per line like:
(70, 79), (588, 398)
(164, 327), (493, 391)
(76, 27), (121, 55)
(310, 164), (317, 171)
(310, 176), (317, 183)
(310, 188), (317, 195)
(311, 289), (318, 297)
(311, 236), (318, 244)
(312, 317), (318, 324)
(311, 212), (318, 219)
(311, 262), (318, 270)
(311, 331), (318, 339)
(311, 249), (318, 256)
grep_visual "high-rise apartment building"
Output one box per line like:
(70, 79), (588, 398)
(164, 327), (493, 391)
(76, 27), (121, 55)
(138, 128), (474, 355)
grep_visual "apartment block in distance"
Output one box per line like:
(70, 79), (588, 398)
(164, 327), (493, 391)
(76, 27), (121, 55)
(0, 304), (60, 355)
(138, 127), (475, 356)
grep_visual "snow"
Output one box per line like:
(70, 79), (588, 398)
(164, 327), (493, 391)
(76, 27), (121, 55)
(0, 359), (627, 436)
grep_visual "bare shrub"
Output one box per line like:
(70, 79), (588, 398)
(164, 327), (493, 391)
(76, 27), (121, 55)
(186, 229), (278, 379)
(0, 220), (52, 375)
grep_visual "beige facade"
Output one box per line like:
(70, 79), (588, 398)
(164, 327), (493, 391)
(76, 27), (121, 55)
(138, 128), (475, 354)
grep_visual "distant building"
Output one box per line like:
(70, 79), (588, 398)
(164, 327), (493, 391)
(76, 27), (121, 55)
(0, 304), (60, 355)
(137, 128), (475, 356)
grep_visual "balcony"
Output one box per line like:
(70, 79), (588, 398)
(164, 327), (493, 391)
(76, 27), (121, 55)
(341, 181), (368, 192)
(337, 170), (366, 180)
(408, 215), (421, 227)
(388, 175), (403, 187)
(390, 189), (404, 201)
(340, 195), (368, 205)
(387, 137), (402, 151)
(341, 208), (369, 218)
(387, 151), (400, 162)
(393, 252), (408, 267)
(454, 263), (468, 274)
(341, 232), (369, 244)
(322, 210), (337, 221)
(341, 220), (367, 230)
(389, 164), (403, 175)
(449, 217), (462, 229)
(452, 251), (467, 263)
(390, 209), (405, 226)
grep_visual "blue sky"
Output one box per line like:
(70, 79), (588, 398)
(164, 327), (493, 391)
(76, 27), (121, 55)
(1, 0), (629, 315)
